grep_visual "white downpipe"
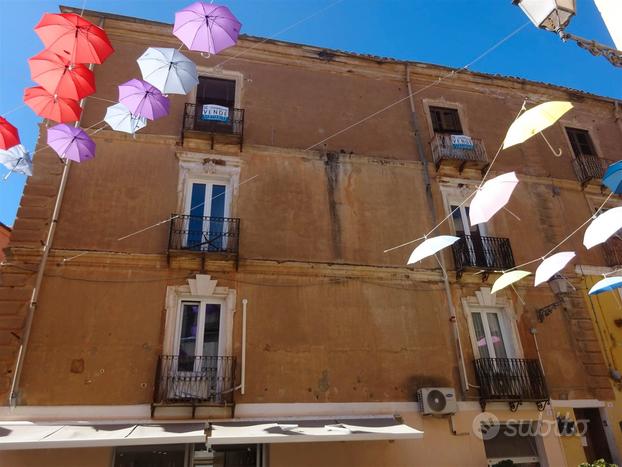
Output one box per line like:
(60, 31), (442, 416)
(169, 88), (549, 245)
(8, 16), (105, 408)
(241, 298), (247, 395)
(530, 328), (546, 377)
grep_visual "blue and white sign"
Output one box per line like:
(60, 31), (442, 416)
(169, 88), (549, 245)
(451, 134), (474, 150)
(201, 104), (230, 122)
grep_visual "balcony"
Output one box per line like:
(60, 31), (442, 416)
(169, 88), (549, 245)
(603, 235), (622, 267)
(182, 103), (244, 150)
(153, 355), (235, 416)
(474, 358), (549, 411)
(451, 235), (515, 278)
(572, 154), (608, 187)
(430, 134), (488, 172)
(168, 214), (240, 266)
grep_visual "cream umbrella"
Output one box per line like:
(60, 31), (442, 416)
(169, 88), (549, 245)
(491, 270), (531, 294)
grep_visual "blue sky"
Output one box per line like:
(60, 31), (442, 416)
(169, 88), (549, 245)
(1, 0), (620, 226)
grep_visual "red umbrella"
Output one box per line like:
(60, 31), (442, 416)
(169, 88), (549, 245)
(28, 50), (95, 100)
(24, 86), (81, 123)
(34, 13), (114, 65)
(0, 117), (20, 150)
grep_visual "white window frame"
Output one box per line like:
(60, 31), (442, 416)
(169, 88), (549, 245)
(462, 287), (523, 359)
(469, 307), (514, 359)
(185, 177), (232, 220)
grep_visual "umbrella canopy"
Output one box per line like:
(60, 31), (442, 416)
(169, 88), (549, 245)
(28, 50), (95, 100)
(469, 172), (519, 226)
(34, 13), (114, 64)
(24, 86), (81, 123)
(0, 117), (20, 150)
(104, 103), (147, 134)
(137, 47), (198, 95)
(118, 79), (170, 120)
(503, 101), (573, 149)
(534, 252), (576, 287)
(583, 206), (622, 249)
(407, 236), (460, 265)
(603, 160), (622, 195)
(173, 2), (242, 54)
(589, 276), (622, 295)
(0, 144), (32, 176)
(491, 270), (531, 294)
(47, 123), (95, 163)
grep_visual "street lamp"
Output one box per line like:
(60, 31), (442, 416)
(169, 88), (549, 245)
(513, 0), (622, 67)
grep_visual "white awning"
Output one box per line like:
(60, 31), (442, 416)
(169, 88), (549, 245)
(208, 416), (423, 445)
(0, 423), (205, 450)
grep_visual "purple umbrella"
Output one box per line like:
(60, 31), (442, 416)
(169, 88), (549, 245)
(118, 79), (170, 120)
(173, 2), (242, 55)
(47, 123), (95, 163)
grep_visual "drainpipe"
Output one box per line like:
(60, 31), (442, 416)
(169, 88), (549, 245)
(405, 64), (469, 393)
(241, 298), (247, 395)
(9, 16), (105, 407)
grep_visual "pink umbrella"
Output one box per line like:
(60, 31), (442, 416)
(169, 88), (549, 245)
(173, 2), (242, 55)
(47, 123), (95, 162)
(470, 172), (519, 226)
(118, 79), (170, 120)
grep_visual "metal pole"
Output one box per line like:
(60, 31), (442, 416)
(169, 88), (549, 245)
(241, 298), (247, 395)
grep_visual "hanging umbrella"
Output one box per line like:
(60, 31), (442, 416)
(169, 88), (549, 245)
(407, 236), (460, 265)
(34, 13), (114, 64)
(173, 2), (242, 55)
(137, 47), (198, 95)
(583, 206), (622, 249)
(118, 79), (170, 120)
(603, 160), (622, 195)
(47, 123), (95, 163)
(0, 117), (20, 150)
(470, 172), (519, 226)
(28, 50), (95, 100)
(589, 276), (622, 295)
(503, 101), (573, 150)
(0, 144), (32, 176)
(104, 103), (147, 135)
(534, 252), (576, 287)
(491, 270), (531, 294)
(24, 86), (81, 123)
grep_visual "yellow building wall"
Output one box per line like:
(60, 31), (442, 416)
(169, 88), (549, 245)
(556, 405), (588, 467)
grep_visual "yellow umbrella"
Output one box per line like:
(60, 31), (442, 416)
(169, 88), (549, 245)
(503, 101), (573, 151)
(491, 270), (531, 294)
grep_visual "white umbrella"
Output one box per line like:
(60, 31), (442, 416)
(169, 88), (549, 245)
(491, 270), (531, 294)
(470, 172), (519, 226)
(0, 144), (32, 177)
(407, 236), (460, 265)
(534, 251), (576, 286)
(137, 47), (199, 95)
(104, 103), (147, 135)
(583, 206), (622, 249)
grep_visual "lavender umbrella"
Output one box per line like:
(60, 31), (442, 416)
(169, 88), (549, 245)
(173, 2), (242, 55)
(118, 79), (170, 121)
(47, 124), (95, 163)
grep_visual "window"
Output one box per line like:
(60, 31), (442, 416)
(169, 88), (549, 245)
(114, 444), (263, 467)
(483, 423), (541, 466)
(451, 203), (492, 267)
(194, 76), (237, 133)
(566, 128), (597, 157)
(471, 309), (510, 358)
(196, 76), (236, 109)
(185, 180), (229, 251)
(430, 106), (463, 134)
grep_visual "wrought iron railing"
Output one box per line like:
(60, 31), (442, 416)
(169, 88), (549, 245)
(430, 134), (488, 170)
(603, 235), (622, 267)
(168, 214), (240, 255)
(572, 154), (607, 186)
(474, 358), (549, 411)
(452, 235), (515, 274)
(154, 355), (235, 405)
(183, 103), (244, 136)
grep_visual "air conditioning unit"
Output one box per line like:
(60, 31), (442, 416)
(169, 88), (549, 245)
(417, 387), (458, 415)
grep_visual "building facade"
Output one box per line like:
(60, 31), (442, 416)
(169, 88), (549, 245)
(0, 6), (621, 466)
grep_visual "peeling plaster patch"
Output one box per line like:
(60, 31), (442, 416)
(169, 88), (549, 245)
(324, 153), (342, 259)
(317, 369), (330, 395)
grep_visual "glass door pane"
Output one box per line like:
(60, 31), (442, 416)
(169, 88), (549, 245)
(472, 312), (491, 358)
(486, 313), (508, 358)
(179, 302), (200, 371)
(208, 185), (226, 251)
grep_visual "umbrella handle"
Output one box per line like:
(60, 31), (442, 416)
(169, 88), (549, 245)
(540, 132), (563, 157)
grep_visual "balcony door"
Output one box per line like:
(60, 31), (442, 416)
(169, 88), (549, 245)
(195, 76), (236, 133)
(451, 204), (491, 267)
(185, 180), (229, 251)
(471, 308), (513, 359)
(173, 300), (226, 401)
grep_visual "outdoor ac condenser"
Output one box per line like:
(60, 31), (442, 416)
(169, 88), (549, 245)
(417, 387), (458, 415)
